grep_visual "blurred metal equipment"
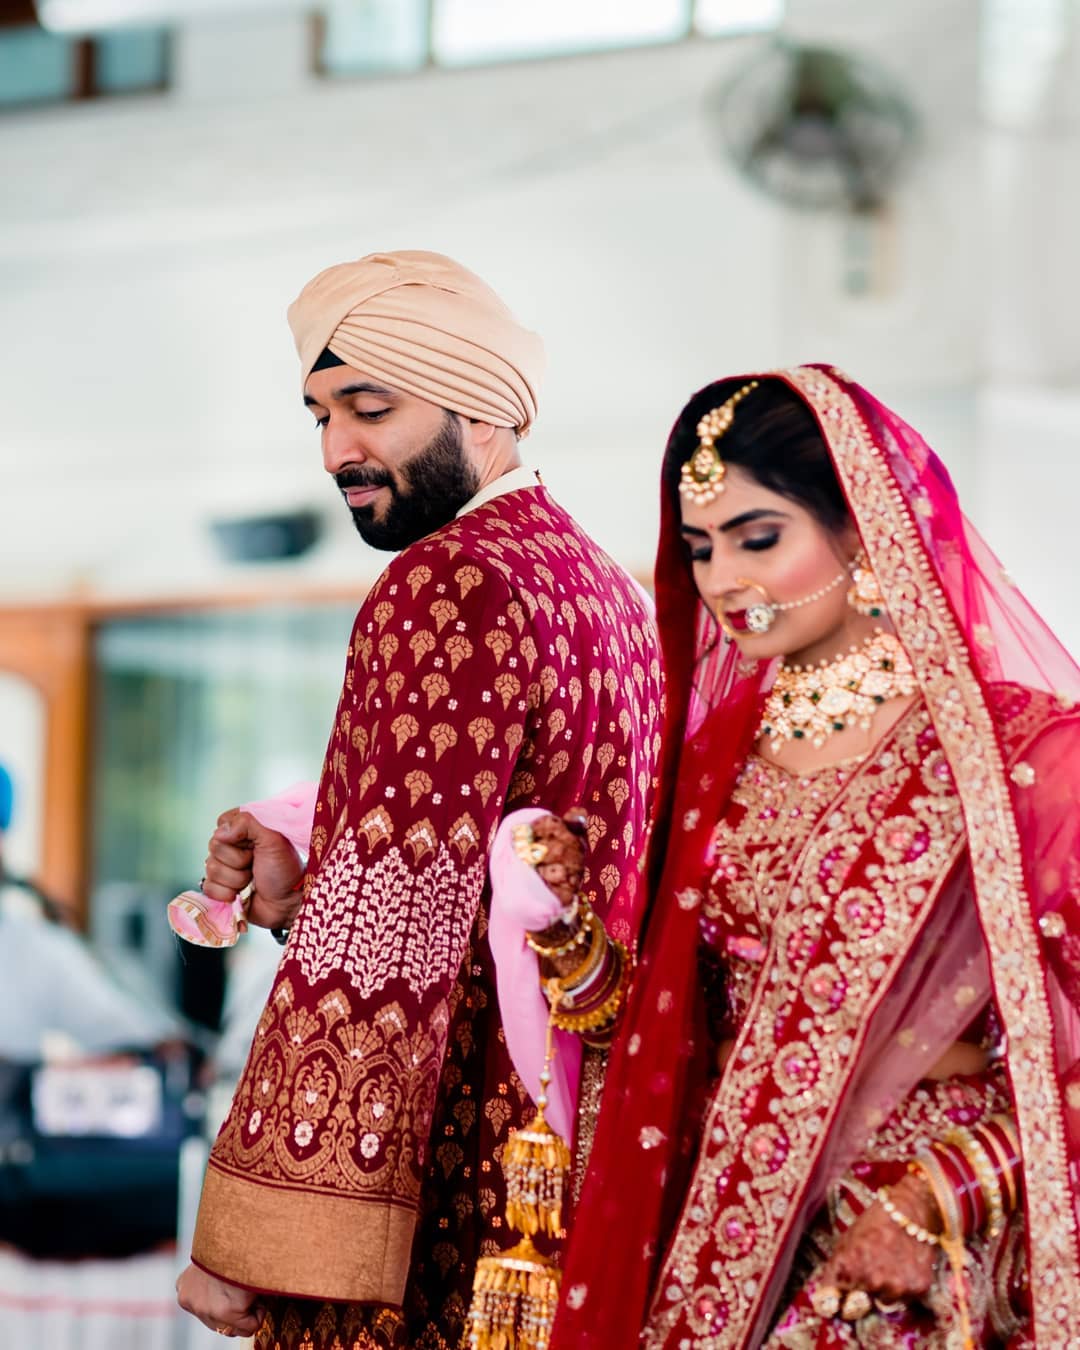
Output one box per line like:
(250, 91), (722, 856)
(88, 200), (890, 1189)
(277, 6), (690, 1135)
(36, 0), (307, 34)
(208, 507), (325, 562)
(707, 38), (918, 212)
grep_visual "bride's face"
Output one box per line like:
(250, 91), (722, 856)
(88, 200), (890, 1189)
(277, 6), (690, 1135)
(679, 464), (861, 664)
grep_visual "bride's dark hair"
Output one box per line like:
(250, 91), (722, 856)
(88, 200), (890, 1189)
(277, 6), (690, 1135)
(663, 377), (849, 533)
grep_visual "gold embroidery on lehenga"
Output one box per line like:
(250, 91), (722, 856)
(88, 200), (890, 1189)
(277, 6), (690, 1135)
(645, 704), (968, 1346)
(571, 1045), (608, 1204)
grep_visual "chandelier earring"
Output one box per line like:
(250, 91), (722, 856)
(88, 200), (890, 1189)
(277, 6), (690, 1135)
(847, 551), (886, 619)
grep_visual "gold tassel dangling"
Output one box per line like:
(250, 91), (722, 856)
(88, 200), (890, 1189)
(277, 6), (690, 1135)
(504, 981), (571, 1239)
(504, 1113), (571, 1239)
(467, 1236), (563, 1350)
(466, 982), (571, 1350)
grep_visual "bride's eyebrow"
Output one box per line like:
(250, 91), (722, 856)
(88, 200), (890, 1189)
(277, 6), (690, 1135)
(678, 510), (790, 541)
(718, 509), (789, 533)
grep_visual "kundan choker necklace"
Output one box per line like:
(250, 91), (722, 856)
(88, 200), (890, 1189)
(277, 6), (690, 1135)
(758, 629), (917, 752)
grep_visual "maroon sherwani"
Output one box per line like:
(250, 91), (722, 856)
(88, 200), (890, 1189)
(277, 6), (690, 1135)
(191, 482), (662, 1349)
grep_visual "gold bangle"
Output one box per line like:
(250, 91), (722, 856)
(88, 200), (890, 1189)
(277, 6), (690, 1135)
(525, 910), (589, 958)
(555, 934), (621, 1018)
(559, 935), (612, 1009)
(910, 1153), (962, 1240)
(551, 984), (625, 1033)
(875, 1187), (940, 1246)
(994, 1113), (1021, 1160)
(552, 911), (607, 990)
(551, 943), (629, 1033)
(911, 1152), (975, 1348)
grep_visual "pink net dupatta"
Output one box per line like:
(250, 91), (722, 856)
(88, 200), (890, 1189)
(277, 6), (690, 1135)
(488, 808), (582, 1143)
(549, 366), (1080, 1349)
(167, 782), (317, 949)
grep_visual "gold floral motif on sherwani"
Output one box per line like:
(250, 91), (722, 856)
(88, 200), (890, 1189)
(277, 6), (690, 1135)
(192, 488), (663, 1349)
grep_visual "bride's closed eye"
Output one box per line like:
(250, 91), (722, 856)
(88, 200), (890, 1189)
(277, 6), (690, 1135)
(740, 532), (780, 552)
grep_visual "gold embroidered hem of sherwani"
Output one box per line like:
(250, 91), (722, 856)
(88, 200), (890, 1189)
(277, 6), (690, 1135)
(194, 1167), (416, 1303)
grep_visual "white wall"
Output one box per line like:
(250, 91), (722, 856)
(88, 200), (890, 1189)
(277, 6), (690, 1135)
(975, 385), (1080, 650)
(0, 37), (788, 594)
(0, 2), (1077, 651)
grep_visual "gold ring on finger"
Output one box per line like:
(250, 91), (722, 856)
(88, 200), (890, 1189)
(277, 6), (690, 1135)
(841, 1289), (873, 1321)
(510, 823), (548, 867)
(811, 1283), (841, 1319)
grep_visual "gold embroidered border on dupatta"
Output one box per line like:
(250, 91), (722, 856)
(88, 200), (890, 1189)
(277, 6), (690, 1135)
(786, 366), (1080, 1342)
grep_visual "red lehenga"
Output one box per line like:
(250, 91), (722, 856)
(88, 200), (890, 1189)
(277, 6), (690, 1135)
(549, 366), (1080, 1348)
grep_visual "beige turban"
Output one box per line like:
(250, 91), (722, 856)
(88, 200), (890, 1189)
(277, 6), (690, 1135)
(287, 250), (545, 437)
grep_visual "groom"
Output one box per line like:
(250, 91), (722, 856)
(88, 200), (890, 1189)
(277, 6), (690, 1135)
(176, 250), (662, 1348)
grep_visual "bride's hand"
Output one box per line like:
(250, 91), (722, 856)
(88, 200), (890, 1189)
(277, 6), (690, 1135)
(527, 807), (588, 909)
(520, 809), (593, 979)
(815, 1173), (941, 1309)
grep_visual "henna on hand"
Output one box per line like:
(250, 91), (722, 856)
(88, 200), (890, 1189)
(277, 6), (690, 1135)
(819, 1173), (940, 1303)
(529, 808), (587, 908)
(522, 809), (591, 978)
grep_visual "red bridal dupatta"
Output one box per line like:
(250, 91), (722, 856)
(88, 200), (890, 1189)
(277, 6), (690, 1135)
(550, 365), (1080, 1347)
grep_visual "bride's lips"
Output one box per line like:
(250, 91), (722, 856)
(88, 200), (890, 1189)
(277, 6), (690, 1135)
(724, 609), (749, 632)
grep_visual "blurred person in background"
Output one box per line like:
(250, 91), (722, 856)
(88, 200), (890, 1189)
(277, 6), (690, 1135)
(0, 758), (193, 1262)
(175, 250), (663, 1348)
(0, 759), (181, 1064)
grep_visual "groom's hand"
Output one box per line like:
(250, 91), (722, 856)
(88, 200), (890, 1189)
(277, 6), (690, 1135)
(204, 808), (305, 929)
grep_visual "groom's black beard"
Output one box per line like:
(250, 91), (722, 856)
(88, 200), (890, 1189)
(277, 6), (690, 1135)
(334, 413), (480, 551)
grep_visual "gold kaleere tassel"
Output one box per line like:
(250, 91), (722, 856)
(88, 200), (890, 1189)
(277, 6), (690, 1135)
(466, 1235), (562, 1350)
(466, 983), (570, 1350)
(504, 981), (571, 1239)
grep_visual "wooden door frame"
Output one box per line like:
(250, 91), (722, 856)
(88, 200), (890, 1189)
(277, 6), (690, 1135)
(0, 582), (369, 926)
(0, 602), (92, 922)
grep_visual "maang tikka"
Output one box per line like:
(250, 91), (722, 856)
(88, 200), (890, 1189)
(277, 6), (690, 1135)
(679, 380), (760, 507)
